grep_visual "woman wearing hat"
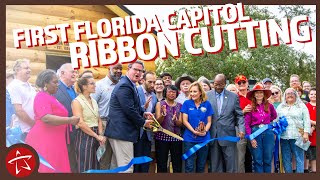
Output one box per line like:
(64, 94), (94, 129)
(244, 83), (277, 173)
(175, 74), (195, 104)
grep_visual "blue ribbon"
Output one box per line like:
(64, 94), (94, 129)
(245, 116), (288, 141)
(245, 124), (272, 141)
(244, 116), (288, 171)
(84, 156), (152, 173)
(272, 116), (288, 170)
(37, 153), (57, 171)
(6, 127), (57, 172)
(182, 136), (240, 160)
(6, 126), (23, 146)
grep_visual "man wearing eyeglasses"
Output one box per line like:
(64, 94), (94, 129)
(290, 74), (310, 102)
(234, 75), (252, 173)
(105, 60), (154, 173)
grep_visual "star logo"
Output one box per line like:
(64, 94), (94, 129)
(8, 150), (32, 175)
(6, 144), (39, 178)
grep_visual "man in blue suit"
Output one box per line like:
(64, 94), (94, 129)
(105, 60), (153, 173)
(53, 63), (78, 173)
(134, 71), (157, 173)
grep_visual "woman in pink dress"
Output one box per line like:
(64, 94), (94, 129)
(25, 69), (79, 173)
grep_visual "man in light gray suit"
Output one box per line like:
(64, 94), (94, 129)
(207, 74), (245, 172)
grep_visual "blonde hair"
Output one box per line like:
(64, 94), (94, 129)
(226, 84), (238, 93)
(188, 81), (208, 102)
(270, 85), (283, 102)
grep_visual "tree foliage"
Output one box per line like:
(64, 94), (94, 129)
(155, 5), (316, 89)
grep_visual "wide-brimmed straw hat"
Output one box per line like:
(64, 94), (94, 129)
(247, 83), (272, 100)
(175, 74), (195, 90)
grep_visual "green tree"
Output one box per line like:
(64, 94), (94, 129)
(156, 5), (316, 89)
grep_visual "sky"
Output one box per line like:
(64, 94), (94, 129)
(125, 5), (316, 58)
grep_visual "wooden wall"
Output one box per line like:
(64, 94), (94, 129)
(6, 5), (156, 83)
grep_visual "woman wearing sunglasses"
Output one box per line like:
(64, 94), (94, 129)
(269, 85), (283, 109)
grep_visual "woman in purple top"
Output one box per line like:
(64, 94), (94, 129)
(155, 85), (183, 173)
(245, 83), (277, 173)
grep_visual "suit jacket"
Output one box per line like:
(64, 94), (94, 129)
(137, 85), (157, 141)
(53, 81), (74, 117)
(53, 80), (77, 141)
(207, 89), (245, 146)
(105, 76), (145, 143)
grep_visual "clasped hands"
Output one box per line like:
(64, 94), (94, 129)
(193, 121), (206, 137)
(96, 134), (107, 146)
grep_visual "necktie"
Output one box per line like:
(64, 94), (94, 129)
(217, 93), (221, 115)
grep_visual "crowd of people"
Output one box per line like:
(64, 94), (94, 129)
(6, 59), (316, 173)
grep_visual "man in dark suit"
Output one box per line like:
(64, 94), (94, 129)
(105, 60), (153, 173)
(53, 63), (78, 173)
(207, 74), (245, 172)
(134, 71), (158, 173)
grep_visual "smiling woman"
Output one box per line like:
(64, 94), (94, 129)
(244, 83), (277, 173)
(276, 88), (311, 173)
(25, 69), (80, 173)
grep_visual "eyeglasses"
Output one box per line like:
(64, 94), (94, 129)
(132, 68), (144, 73)
(272, 92), (279, 96)
(237, 81), (246, 85)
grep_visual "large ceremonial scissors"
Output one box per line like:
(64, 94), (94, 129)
(144, 115), (184, 141)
